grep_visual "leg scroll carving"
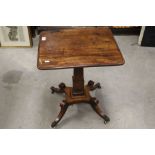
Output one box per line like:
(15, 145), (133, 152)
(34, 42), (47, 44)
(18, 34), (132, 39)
(50, 83), (66, 94)
(90, 98), (110, 124)
(50, 68), (109, 127)
(87, 80), (101, 91)
(51, 102), (69, 128)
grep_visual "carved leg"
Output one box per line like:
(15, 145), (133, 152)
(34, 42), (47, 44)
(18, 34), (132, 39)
(51, 102), (69, 128)
(50, 83), (66, 94)
(90, 98), (110, 124)
(87, 80), (101, 91)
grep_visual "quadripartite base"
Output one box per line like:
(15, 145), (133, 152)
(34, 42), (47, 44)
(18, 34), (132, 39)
(51, 82), (110, 128)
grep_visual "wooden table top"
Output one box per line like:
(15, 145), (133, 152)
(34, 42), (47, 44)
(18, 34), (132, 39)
(38, 27), (125, 70)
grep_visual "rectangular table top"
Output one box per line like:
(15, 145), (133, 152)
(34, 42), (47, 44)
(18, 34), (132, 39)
(38, 27), (125, 70)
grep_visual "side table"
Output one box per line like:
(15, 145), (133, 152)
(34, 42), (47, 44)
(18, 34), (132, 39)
(37, 27), (125, 128)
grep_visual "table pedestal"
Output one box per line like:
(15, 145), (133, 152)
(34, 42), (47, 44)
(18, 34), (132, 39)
(51, 67), (110, 128)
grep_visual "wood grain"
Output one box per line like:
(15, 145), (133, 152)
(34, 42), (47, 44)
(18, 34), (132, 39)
(38, 27), (125, 70)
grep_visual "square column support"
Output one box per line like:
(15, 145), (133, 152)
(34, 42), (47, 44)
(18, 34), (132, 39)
(72, 67), (84, 96)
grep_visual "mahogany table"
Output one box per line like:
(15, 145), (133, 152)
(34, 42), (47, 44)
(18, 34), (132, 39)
(37, 27), (125, 128)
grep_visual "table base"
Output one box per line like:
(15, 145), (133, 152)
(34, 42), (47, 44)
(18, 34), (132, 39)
(51, 79), (110, 128)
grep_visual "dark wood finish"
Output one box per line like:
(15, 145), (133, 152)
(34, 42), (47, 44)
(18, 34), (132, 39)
(37, 27), (125, 128)
(51, 102), (69, 128)
(51, 83), (66, 94)
(37, 27), (124, 70)
(51, 76), (110, 128)
(50, 67), (111, 128)
(72, 67), (84, 96)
